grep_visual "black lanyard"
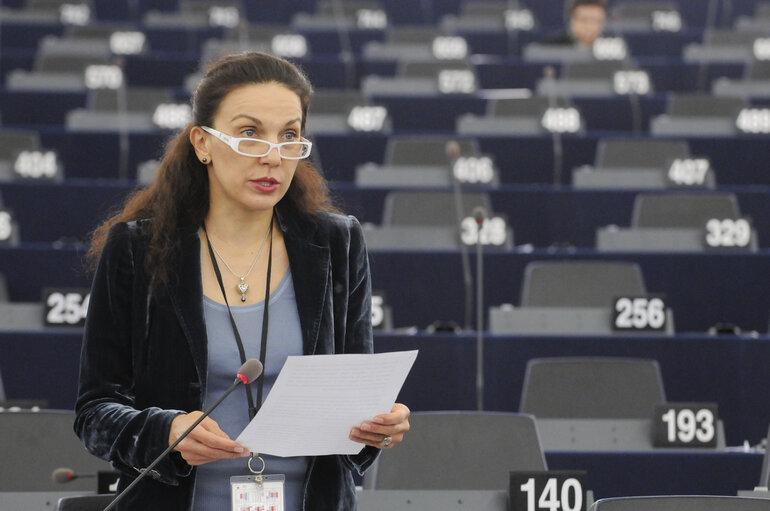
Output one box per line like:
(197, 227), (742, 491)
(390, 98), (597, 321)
(202, 213), (273, 420)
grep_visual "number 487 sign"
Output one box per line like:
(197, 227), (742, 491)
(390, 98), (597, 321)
(510, 471), (587, 511)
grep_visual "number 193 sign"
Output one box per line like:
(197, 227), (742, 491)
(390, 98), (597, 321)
(510, 471), (587, 511)
(653, 403), (718, 448)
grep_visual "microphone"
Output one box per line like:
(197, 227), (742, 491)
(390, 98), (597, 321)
(52, 467), (96, 483)
(447, 140), (473, 331)
(103, 359), (263, 511)
(446, 140), (461, 160)
(472, 206), (487, 228)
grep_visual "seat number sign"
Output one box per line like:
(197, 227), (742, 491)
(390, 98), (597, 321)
(704, 218), (752, 249)
(43, 288), (90, 327)
(612, 296), (667, 332)
(0, 209), (13, 243)
(653, 403), (718, 447)
(510, 471), (587, 511)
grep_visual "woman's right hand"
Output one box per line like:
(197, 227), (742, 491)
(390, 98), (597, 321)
(169, 411), (250, 466)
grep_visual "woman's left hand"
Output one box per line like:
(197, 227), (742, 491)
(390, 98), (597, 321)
(350, 403), (410, 449)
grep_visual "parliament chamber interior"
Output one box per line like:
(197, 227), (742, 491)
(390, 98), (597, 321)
(3, 0), (770, 509)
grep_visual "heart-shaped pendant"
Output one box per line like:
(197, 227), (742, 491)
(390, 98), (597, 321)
(238, 282), (249, 294)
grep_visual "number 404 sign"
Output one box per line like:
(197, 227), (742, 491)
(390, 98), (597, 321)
(510, 471), (588, 511)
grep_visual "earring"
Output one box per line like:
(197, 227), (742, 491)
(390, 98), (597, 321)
(201, 157), (208, 163)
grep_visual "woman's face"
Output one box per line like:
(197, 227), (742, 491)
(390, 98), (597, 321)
(202, 81), (304, 215)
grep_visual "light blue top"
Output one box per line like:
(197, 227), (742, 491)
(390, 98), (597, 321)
(192, 269), (308, 511)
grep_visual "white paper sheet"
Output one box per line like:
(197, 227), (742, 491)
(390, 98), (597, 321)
(236, 350), (418, 457)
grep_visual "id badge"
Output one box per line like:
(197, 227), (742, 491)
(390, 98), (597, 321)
(231, 474), (285, 511)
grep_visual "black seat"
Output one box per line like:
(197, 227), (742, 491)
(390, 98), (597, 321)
(365, 412), (546, 490)
(632, 193), (741, 228)
(57, 495), (115, 511)
(0, 410), (112, 491)
(520, 261), (646, 308)
(591, 496), (770, 511)
(520, 357), (666, 419)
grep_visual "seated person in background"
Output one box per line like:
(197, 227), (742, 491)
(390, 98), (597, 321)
(542, 0), (607, 48)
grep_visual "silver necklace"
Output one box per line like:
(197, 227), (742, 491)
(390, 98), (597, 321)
(207, 226), (271, 302)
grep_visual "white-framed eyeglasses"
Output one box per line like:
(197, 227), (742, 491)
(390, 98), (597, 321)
(201, 126), (312, 160)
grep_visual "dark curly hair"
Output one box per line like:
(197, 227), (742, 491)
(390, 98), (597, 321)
(86, 52), (337, 287)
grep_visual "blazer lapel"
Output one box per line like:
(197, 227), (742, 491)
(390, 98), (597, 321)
(279, 207), (331, 356)
(167, 229), (208, 387)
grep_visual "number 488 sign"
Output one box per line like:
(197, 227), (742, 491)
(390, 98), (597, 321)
(510, 471), (587, 511)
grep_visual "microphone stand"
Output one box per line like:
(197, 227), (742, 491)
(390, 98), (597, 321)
(331, 0), (356, 90)
(449, 142), (473, 331)
(475, 213), (485, 411)
(103, 377), (248, 511)
(542, 66), (564, 186)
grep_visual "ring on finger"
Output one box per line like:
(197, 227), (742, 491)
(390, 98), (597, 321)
(379, 435), (393, 448)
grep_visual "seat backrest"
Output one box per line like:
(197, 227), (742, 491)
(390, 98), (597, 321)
(66, 24), (125, 39)
(520, 357), (666, 419)
(667, 94), (746, 118)
(0, 410), (112, 491)
(400, 60), (474, 78)
(520, 261), (646, 308)
(760, 422), (770, 487)
(563, 61), (627, 80)
(612, 2), (679, 19)
(28, 0), (94, 10)
(748, 61), (770, 81)
(386, 136), (478, 166)
(491, 97), (571, 117)
(596, 139), (690, 169)
(88, 87), (169, 111)
(57, 495), (115, 511)
(382, 191), (492, 226)
(591, 496), (770, 511)
(310, 89), (367, 115)
(462, 1), (509, 16)
(705, 29), (766, 46)
(35, 54), (109, 73)
(367, 412), (546, 490)
(0, 129), (41, 160)
(387, 26), (442, 44)
(317, 0), (382, 17)
(632, 192), (741, 228)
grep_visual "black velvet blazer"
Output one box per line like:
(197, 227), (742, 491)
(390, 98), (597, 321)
(74, 201), (379, 510)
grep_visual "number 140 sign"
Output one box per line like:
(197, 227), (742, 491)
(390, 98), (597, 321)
(510, 471), (587, 511)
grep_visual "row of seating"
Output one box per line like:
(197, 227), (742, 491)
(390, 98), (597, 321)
(3, 243), (768, 333)
(2, 0), (765, 29)
(3, 129), (770, 186)
(2, 356), (768, 507)
(4, 180), (767, 249)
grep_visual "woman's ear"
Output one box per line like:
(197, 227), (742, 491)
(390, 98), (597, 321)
(189, 126), (210, 162)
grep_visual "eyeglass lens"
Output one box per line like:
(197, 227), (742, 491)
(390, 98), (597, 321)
(237, 139), (310, 158)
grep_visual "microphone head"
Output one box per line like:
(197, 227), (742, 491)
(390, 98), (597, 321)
(237, 359), (263, 384)
(445, 140), (460, 159)
(472, 206), (487, 226)
(52, 468), (74, 483)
